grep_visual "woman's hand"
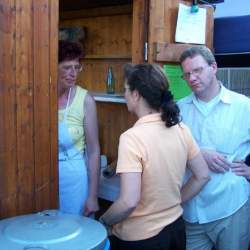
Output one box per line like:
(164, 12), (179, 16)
(83, 196), (99, 216)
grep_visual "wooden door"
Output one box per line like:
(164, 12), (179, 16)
(0, 0), (58, 218)
(132, 0), (149, 63)
(147, 0), (214, 64)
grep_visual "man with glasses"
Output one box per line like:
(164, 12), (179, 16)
(178, 46), (250, 250)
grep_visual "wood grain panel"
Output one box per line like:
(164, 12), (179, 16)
(97, 102), (136, 163)
(147, 0), (165, 65)
(60, 4), (132, 20)
(148, 0), (165, 52)
(60, 13), (132, 56)
(49, 0), (59, 210)
(60, 0), (132, 12)
(0, 0), (57, 219)
(33, 0), (52, 211)
(0, 0), (18, 218)
(79, 59), (130, 92)
(132, 0), (149, 63)
(15, 0), (35, 215)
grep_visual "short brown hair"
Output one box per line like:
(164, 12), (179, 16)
(180, 46), (216, 65)
(58, 40), (84, 63)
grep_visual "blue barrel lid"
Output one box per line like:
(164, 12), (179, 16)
(0, 210), (107, 250)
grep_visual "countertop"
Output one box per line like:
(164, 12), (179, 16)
(91, 92), (126, 104)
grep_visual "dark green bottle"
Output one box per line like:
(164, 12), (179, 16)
(106, 66), (115, 94)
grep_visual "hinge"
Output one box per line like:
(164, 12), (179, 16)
(144, 42), (148, 61)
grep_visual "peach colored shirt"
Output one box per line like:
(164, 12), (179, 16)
(112, 113), (200, 241)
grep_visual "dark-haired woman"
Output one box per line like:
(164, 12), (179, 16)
(99, 63), (210, 250)
(58, 40), (100, 216)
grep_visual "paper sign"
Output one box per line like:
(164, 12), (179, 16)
(175, 3), (206, 44)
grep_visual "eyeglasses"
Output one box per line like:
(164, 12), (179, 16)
(60, 64), (83, 73)
(182, 65), (210, 80)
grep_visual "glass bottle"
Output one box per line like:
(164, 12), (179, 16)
(106, 66), (115, 94)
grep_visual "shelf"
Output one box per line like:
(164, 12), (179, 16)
(84, 54), (131, 60)
(91, 92), (126, 103)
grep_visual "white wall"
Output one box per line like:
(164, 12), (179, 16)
(214, 0), (250, 17)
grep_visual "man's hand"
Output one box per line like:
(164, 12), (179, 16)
(83, 196), (99, 217)
(201, 149), (231, 173)
(231, 161), (250, 180)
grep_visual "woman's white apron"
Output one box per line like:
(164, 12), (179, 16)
(58, 88), (88, 214)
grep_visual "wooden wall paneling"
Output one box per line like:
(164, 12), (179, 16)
(163, 0), (179, 44)
(0, 0), (58, 218)
(147, 0), (165, 64)
(60, 13), (132, 57)
(0, 0), (18, 218)
(132, 0), (149, 63)
(49, 0), (59, 209)
(79, 59), (130, 92)
(97, 103), (136, 162)
(15, 0), (35, 215)
(60, 0), (133, 12)
(33, 0), (52, 211)
(60, 4), (132, 20)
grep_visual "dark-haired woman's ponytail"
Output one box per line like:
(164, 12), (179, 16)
(161, 90), (180, 127)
